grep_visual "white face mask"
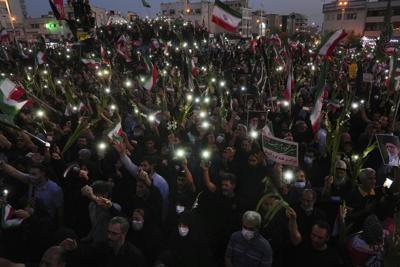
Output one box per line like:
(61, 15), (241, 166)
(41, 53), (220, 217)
(302, 207), (314, 214)
(176, 205), (185, 214)
(294, 181), (306, 189)
(178, 226), (189, 237)
(241, 228), (255, 240)
(304, 156), (314, 165)
(132, 220), (144, 231)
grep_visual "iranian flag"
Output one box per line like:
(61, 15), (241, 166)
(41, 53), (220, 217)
(310, 62), (328, 133)
(116, 35), (132, 63)
(318, 29), (347, 57)
(100, 45), (109, 64)
(49, 0), (65, 20)
(212, 0), (242, 33)
(310, 86), (328, 133)
(269, 34), (282, 47)
(141, 56), (158, 91)
(108, 122), (124, 142)
(81, 58), (100, 69)
(143, 65), (158, 91)
(1, 204), (23, 228)
(0, 79), (28, 117)
(283, 60), (294, 107)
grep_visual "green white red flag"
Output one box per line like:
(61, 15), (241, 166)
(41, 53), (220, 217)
(1, 204), (23, 228)
(107, 122), (124, 142)
(0, 79), (28, 118)
(310, 62), (328, 133)
(318, 29), (347, 57)
(212, 0), (242, 33)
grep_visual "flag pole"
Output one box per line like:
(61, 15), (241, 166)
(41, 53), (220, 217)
(0, 119), (48, 146)
(24, 90), (63, 116)
(392, 94), (400, 131)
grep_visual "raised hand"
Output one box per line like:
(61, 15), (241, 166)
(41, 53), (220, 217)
(286, 207), (297, 221)
(113, 141), (127, 156)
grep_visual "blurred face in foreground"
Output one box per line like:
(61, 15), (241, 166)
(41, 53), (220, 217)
(310, 225), (329, 250)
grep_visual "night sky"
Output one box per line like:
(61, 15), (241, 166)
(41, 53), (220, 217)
(25, 0), (325, 26)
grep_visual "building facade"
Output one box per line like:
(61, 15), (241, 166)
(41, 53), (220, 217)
(160, 0), (252, 38)
(64, 5), (108, 27)
(364, 0), (400, 37)
(24, 15), (64, 41)
(0, 0), (27, 38)
(286, 12), (308, 34)
(322, 0), (367, 36)
(322, 0), (400, 38)
(127, 11), (140, 21)
(23, 4), (108, 41)
(251, 11), (310, 36)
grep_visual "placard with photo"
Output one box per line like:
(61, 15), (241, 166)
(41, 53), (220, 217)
(376, 134), (400, 167)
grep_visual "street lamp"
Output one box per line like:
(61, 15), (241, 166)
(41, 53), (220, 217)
(2, 0), (15, 31)
(338, 1), (348, 13)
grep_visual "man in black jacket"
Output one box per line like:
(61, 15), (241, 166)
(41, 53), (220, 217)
(61, 216), (145, 267)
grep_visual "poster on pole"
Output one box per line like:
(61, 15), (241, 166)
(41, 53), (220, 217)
(376, 134), (400, 167)
(262, 134), (298, 166)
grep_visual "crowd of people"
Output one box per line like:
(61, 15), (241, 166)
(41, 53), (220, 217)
(0, 2), (399, 267)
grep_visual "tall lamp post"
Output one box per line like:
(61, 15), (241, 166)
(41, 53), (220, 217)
(338, 1), (348, 28)
(2, 0), (16, 38)
(3, 0), (15, 29)
(338, 1), (348, 17)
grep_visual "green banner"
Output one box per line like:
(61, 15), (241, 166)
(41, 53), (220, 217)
(262, 134), (298, 166)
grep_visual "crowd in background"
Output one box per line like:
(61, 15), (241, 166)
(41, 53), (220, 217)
(0, 7), (399, 267)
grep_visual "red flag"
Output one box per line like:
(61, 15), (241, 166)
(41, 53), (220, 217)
(100, 45), (109, 64)
(49, 0), (65, 20)
(116, 35), (132, 63)
(54, 0), (65, 19)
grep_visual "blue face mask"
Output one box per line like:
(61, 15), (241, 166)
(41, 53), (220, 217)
(294, 181), (306, 189)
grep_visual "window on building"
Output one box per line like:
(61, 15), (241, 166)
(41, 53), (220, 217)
(365, 22), (383, 31)
(345, 13), (357, 20)
(195, 9), (201, 14)
(162, 10), (167, 15)
(170, 9), (175, 15)
(394, 8), (400, 16)
(337, 13), (342, 20)
(366, 10), (386, 17)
